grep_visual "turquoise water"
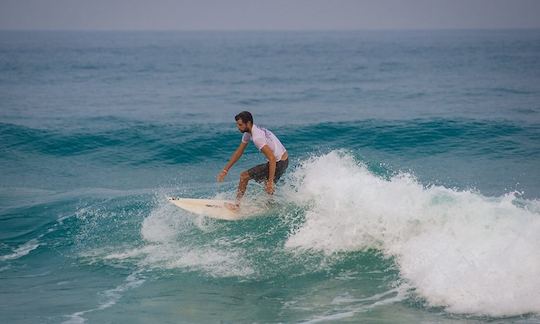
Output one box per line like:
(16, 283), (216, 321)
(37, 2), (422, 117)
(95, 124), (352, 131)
(1, 30), (540, 323)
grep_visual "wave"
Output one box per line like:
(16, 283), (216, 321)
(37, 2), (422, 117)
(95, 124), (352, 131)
(282, 150), (540, 317)
(0, 122), (239, 165)
(62, 271), (145, 324)
(286, 119), (540, 157)
(2, 118), (539, 169)
(62, 150), (540, 318)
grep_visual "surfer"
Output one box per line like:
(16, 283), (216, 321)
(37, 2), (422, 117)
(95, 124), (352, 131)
(217, 111), (288, 210)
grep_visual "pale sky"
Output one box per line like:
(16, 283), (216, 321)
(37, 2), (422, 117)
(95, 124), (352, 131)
(1, 0), (539, 31)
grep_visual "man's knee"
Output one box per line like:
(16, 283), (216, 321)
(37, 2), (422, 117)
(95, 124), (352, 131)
(240, 171), (250, 182)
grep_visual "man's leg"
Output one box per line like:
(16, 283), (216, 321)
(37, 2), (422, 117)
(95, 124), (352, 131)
(225, 163), (267, 211)
(225, 171), (250, 211)
(236, 171), (250, 203)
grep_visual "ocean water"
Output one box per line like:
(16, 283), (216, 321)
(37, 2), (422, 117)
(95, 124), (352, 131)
(1, 30), (540, 323)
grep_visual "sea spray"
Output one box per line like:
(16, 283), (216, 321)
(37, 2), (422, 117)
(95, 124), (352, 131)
(284, 151), (540, 316)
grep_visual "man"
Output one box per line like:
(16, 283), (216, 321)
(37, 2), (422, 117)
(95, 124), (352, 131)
(217, 111), (289, 210)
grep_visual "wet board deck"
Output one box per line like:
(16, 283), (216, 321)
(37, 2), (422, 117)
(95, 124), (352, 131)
(167, 197), (264, 220)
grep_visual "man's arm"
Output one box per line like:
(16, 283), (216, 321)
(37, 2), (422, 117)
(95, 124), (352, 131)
(260, 145), (276, 194)
(217, 142), (248, 182)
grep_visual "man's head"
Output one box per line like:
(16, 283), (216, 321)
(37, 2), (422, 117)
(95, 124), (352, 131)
(235, 111), (253, 133)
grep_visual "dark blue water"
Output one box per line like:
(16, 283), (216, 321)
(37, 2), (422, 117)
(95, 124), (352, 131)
(1, 30), (540, 323)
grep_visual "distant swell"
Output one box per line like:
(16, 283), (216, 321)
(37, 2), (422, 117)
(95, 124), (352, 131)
(0, 122), (239, 165)
(2, 119), (539, 167)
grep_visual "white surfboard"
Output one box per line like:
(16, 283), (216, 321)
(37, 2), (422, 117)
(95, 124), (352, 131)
(167, 197), (264, 221)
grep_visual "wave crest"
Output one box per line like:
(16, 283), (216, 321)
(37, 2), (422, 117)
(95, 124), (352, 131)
(284, 151), (540, 316)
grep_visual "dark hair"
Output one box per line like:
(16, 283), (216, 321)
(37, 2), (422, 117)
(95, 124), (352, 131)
(235, 111), (253, 124)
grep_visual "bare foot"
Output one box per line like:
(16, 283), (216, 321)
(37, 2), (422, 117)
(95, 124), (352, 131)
(224, 202), (240, 211)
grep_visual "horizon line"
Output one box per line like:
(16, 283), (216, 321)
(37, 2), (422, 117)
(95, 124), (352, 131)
(1, 27), (540, 32)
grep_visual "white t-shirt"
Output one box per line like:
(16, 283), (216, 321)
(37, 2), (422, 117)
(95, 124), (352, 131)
(242, 124), (287, 161)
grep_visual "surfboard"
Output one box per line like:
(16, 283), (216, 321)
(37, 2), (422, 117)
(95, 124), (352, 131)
(167, 197), (264, 221)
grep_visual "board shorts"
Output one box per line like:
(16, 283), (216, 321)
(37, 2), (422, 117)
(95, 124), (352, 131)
(247, 158), (289, 183)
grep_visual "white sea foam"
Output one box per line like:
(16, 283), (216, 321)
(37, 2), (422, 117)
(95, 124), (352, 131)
(283, 151), (540, 317)
(133, 199), (255, 278)
(103, 242), (255, 278)
(0, 239), (41, 261)
(303, 288), (407, 323)
(284, 286), (408, 323)
(140, 199), (194, 243)
(0, 265), (11, 272)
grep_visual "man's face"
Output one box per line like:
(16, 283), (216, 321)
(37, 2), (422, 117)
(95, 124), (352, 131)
(236, 119), (250, 133)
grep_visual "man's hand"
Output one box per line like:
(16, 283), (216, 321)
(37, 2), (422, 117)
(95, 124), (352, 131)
(217, 169), (228, 182)
(265, 181), (274, 194)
